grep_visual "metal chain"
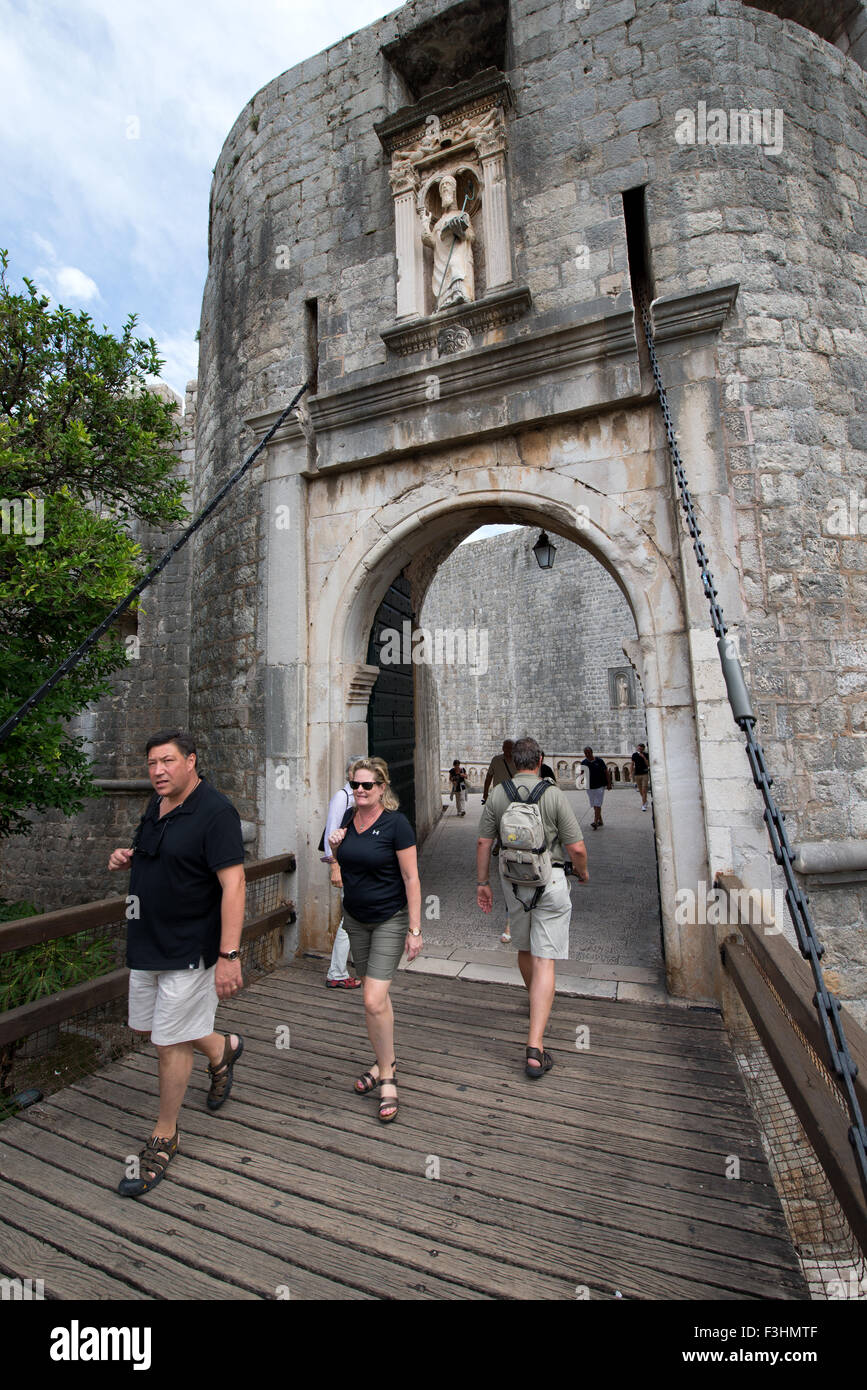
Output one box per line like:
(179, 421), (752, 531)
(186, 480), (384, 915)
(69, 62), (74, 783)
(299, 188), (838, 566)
(0, 382), (311, 747)
(637, 293), (867, 1195)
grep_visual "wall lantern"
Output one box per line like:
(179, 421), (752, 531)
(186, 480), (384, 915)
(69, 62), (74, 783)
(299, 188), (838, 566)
(532, 530), (557, 570)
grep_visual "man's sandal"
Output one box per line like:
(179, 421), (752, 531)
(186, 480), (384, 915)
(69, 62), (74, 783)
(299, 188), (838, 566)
(117, 1131), (178, 1197)
(525, 1046), (554, 1079)
(378, 1077), (399, 1123)
(326, 977), (362, 989)
(354, 1060), (397, 1095)
(207, 1033), (244, 1111)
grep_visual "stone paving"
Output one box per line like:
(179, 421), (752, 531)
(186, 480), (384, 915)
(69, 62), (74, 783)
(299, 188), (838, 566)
(403, 786), (670, 1004)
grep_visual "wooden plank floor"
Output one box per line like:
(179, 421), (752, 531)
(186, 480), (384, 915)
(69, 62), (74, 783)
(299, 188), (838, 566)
(0, 958), (809, 1300)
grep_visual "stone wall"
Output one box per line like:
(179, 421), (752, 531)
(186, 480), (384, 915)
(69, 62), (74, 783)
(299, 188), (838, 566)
(420, 527), (648, 763)
(192, 0), (866, 1008)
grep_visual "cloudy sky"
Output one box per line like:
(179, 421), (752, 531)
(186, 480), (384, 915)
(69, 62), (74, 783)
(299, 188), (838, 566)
(1, 0), (396, 397)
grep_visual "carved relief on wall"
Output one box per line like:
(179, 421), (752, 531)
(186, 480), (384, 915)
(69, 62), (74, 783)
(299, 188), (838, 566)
(383, 96), (514, 339)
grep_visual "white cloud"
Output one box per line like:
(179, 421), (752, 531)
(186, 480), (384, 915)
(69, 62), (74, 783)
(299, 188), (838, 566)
(32, 235), (101, 305)
(54, 265), (101, 302)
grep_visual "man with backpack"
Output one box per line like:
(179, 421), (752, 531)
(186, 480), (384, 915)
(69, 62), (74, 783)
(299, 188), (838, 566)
(476, 736), (589, 1078)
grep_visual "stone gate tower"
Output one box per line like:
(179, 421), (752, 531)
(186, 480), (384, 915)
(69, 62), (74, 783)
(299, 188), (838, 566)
(192, 0), (867, 1015)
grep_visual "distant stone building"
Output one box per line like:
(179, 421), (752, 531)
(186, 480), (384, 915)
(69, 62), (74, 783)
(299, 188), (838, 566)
(420, 527), (647, 764)
(4, 1), (866, 1018)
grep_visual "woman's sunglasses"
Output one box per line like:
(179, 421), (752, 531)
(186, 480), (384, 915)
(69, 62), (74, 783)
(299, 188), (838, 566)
(349, 779), (382, 790)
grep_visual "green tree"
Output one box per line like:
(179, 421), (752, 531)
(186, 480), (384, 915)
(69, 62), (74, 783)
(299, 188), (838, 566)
(0, 249), (188, 838)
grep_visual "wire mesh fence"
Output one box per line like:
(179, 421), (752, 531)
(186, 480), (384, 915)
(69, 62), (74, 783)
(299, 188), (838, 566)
(728, 1000), (867, 1301)
(0, 863), (293, 1121)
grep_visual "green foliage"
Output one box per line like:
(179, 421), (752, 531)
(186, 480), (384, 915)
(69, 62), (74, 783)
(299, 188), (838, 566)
(0, 932), (116, 1012)
(0, 249), (189, 837)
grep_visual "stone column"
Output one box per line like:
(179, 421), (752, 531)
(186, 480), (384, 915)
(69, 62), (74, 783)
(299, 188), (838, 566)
(394, 186), (424, 320)
(480, 149), (512, 289)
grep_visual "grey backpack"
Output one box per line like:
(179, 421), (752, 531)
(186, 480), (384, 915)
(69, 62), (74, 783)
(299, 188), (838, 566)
(498, 779), (552, 911)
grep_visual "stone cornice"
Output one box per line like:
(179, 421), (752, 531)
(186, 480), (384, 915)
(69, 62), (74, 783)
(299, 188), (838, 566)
(374, 69), (513, 154)
(246, 281), (741, 471)
(650, 282), (740, 343)
(381, 285), (532, 356)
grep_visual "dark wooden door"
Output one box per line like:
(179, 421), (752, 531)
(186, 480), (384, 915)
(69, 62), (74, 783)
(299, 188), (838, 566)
(366, 575), (416, 828)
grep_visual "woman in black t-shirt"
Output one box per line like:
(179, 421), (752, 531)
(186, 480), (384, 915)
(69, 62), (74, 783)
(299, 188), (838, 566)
(329, 756), (422, 1123)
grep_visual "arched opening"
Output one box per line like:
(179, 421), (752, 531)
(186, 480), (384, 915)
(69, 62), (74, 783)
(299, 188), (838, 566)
(312, 468), (719, 1002)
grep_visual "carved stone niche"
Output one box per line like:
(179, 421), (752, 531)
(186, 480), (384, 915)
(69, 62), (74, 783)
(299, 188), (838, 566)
(375, 71), (529, 357)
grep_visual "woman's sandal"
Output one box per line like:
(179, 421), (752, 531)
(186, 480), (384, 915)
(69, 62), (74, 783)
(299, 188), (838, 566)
(525, 1046), (554, 1079)
(117, 1131), (179, 1197)
(354, 1060), (397, 1095)
(378, 1076), (399, 1123)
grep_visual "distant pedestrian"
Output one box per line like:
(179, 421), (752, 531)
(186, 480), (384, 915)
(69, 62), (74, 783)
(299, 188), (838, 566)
(631, 743), (650, 811)
(448, 759), (468, 816)
(539, 751), (557, 784)
(477, 736), (588, 1079)
(481, 739), (516, 802)
(322, 754), (367, 988)
(482, 740), (517, 941)
(581, 746), (612, 829)
(329, 757), (422, 1123)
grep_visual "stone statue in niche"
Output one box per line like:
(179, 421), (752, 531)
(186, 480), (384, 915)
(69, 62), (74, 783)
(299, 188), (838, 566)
(421, 174), (475, 311)
(616, 673), (630, 708)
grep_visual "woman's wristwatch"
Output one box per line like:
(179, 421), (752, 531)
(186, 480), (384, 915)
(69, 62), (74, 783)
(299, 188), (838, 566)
(407, 928), (422, 937)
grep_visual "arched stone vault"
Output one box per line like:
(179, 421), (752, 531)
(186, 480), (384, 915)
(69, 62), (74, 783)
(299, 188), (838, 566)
(299, 450), (719, 1002)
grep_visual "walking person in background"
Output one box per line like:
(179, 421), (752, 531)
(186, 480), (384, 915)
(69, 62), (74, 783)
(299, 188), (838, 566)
(481, 739), (516, 802)
(448, 758), (468, 816)
(329, 757), (423, 1124)
(482, 739), (517, 942)
(581, 746), (612, 830)
(322, 754), (367, 989)
(476, 737), (588, 1078)
(632, 743), (650, 811)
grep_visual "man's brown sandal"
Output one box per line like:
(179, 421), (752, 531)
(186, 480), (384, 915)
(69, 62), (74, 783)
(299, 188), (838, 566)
(378, 1077), (399, 1123)
(207, 1033), (244, 1111)
(525, 1046), (554, 1079)
(117, 1131), (179, 1197)
(354, 1060), (396, 1095)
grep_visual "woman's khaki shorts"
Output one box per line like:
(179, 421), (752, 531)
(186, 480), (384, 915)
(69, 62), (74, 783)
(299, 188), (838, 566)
(342, 905), (409, 981)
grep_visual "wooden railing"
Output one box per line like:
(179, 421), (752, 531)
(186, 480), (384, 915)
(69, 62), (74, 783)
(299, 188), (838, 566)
(717, 872), (867, 1254)
(0, 854), (296, 1053)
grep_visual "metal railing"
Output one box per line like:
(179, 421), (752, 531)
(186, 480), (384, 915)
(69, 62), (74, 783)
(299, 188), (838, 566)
(0, 854), (295, 1118)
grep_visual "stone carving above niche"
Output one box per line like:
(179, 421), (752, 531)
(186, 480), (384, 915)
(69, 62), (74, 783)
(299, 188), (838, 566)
(375, 72), (528, 356)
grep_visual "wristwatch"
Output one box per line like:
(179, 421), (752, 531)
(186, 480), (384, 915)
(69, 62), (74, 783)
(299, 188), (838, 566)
(408, 928), (422, 937)
(477, 882), (489, 887)
(219, 949), (241, 960)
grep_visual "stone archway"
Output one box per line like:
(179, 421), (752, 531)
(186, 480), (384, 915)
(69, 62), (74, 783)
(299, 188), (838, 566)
(302, 455), (717, 1003)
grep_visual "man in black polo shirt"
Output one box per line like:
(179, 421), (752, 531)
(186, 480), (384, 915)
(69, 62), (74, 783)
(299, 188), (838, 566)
(108, 730), (245, 1198)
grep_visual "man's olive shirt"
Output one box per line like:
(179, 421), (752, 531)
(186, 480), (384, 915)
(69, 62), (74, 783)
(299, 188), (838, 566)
(479, 773), (583, 862)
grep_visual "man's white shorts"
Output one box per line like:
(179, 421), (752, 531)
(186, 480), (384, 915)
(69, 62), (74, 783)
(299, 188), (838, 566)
(500, 865), (571, 958)
(128, 959), (218, 1046)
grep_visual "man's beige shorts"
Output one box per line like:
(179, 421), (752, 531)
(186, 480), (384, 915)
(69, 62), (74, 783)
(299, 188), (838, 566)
(500, 865), (571, 958)
(128, 959), (218, 1046)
